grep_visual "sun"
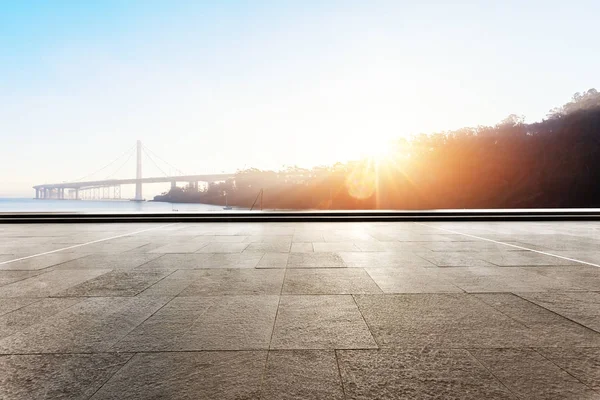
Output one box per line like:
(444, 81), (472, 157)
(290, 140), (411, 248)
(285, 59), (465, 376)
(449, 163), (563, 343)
(356, 138), (394, 162)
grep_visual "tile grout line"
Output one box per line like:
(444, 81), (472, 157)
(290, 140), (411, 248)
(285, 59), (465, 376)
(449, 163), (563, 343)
(334, 349), (348, 400)
(532, 348), (598, 391)
(87, 352), (138, 399)
(415, 222), (600, 268)
(350, 294), (380, 349)
(511, 292), (600, 336)
(465, 348), (521, 399)
(0, 223), (179, 266)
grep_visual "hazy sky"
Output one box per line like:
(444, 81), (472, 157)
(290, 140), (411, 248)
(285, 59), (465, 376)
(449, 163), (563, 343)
(1, 0), (598, 196)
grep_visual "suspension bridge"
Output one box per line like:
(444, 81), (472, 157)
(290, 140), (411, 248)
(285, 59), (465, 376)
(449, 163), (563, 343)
(32, 141), (235, 201)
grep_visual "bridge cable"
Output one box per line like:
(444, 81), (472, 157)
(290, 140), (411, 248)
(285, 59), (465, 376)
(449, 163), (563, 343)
(142, 144), (186, 176)
(142, 148), (169, 177)
(73, 144), (136, 182)
(105, 147), (136, 179)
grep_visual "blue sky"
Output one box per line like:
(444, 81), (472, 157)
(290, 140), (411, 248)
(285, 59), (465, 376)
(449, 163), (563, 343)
(1, 0), (599, 196)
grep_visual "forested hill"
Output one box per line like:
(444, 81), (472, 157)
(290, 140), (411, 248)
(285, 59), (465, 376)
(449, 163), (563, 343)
(155, 89), (600, 209)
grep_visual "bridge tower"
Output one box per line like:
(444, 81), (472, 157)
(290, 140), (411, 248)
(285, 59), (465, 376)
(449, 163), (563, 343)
(134, 140), (143, 201)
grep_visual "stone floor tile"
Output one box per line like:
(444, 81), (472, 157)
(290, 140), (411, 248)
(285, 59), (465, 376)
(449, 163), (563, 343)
(261, 350), (344, 400)
(196, 235), (249, 242)
(0, 269), (111, 298)
(338, 252), (434, 268)
(337, 348), (514, 400)
(0, 353), (133, 400)
(54, 269), (173, 297)
(433, 266), (581, 293)
(0, 296), (169, 353)
(197, 243), (249, 253)
(470, 348), (600, 400)
(283, 268), (382, 294)
(271, 295), (377, 349)
(354, 294), (531, 348)
(148, 242), (208, 253)
(290, 243), (314, 253)
(0, 298), (82, 340)
(51, 253), (163, 270)
(474, 293), (600, 347)
(91, 351), (266, 400)
(537, 347), (600, 391)
(313, 242), (361, 252)
(0, 270), (47, 287)
(0, 253), (86, 271)
(136, 253), (212, 269)
(179, 269), (285, 296)
(256, 253), (290, 268)
(477, 251), (582, 266)
(518, 291), (600, 332)
(0, 298), (40, 317)
(415, 251), (497, 267)
(527, 265), (600, 291)
(113, 296), (279, 351)
(366, 268), (463, 293)
(245, 242), (291, 253)
(286, 253), (346, 268)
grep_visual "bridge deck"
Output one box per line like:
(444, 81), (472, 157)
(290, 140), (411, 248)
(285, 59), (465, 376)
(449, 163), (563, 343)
(33, 173), (235, 189)
(1, 221), (600, 399)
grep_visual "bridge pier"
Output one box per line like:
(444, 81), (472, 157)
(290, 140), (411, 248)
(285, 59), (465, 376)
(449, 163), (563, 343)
(134, 140), (143, 201)
(171, 181), (177, 189)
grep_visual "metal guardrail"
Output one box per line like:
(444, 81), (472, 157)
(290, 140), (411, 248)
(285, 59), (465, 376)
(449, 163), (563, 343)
(2, 209), (600, 223)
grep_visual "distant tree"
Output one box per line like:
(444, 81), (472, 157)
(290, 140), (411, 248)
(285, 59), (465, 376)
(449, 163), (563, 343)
(548, 88), (600, 118)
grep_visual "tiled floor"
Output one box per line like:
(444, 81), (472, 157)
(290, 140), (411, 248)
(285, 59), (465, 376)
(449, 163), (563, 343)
(1, 221), (600, 399)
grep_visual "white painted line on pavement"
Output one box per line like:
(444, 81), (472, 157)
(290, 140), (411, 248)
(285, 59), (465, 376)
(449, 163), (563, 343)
(0, 223), (178, 266)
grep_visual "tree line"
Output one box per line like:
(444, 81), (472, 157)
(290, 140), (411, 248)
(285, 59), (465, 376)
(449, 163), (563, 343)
(154, 89), (600, 209)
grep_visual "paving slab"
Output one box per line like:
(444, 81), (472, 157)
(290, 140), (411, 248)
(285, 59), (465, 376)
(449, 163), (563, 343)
(51, 253), (163, 270)
(0, 296), (169, 353)
(0, 253), (86, 271)
(0, 269), (111, 298)
(354, 293), (533, 348)
(197, 243), (250, 253)
(337, 348), (514, 400)
(245, 242), (291, 253)
(470, 348), (600, 399)
(313, 242), (361, 252)
(518, 291), (600, 333)
(290, 243), (314, 253)
(261, 350), (344, 400)
(286, 253), (346, 268)
(526, 265), (600, 291)
(474, 293), (600, 347)
(537, 347), (600, 391)
(114, 296), (279, 351)
(0, 353), (132, 400)
(283, 268), (383, 294)
(91, 351), (266, 400)
(256, 253), (290, 268)
(366, 267), (463, 293)
(271, 295), (377, 349)
(135, 253), (212, 269)
(432, 266), (582, 293)
(0, 270), (47, 287)
(415, 251), (497, 267)
(179, 269), (285, 296)
(54, 269), (173, 297)
(148, 242), (208, 253)
(476, 251), (583, 267)
(0, 298), (82, 340)
(338, 252), (434, 268)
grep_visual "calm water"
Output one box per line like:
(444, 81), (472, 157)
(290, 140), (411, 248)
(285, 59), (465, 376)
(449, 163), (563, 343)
(0, 198), (225, 213)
